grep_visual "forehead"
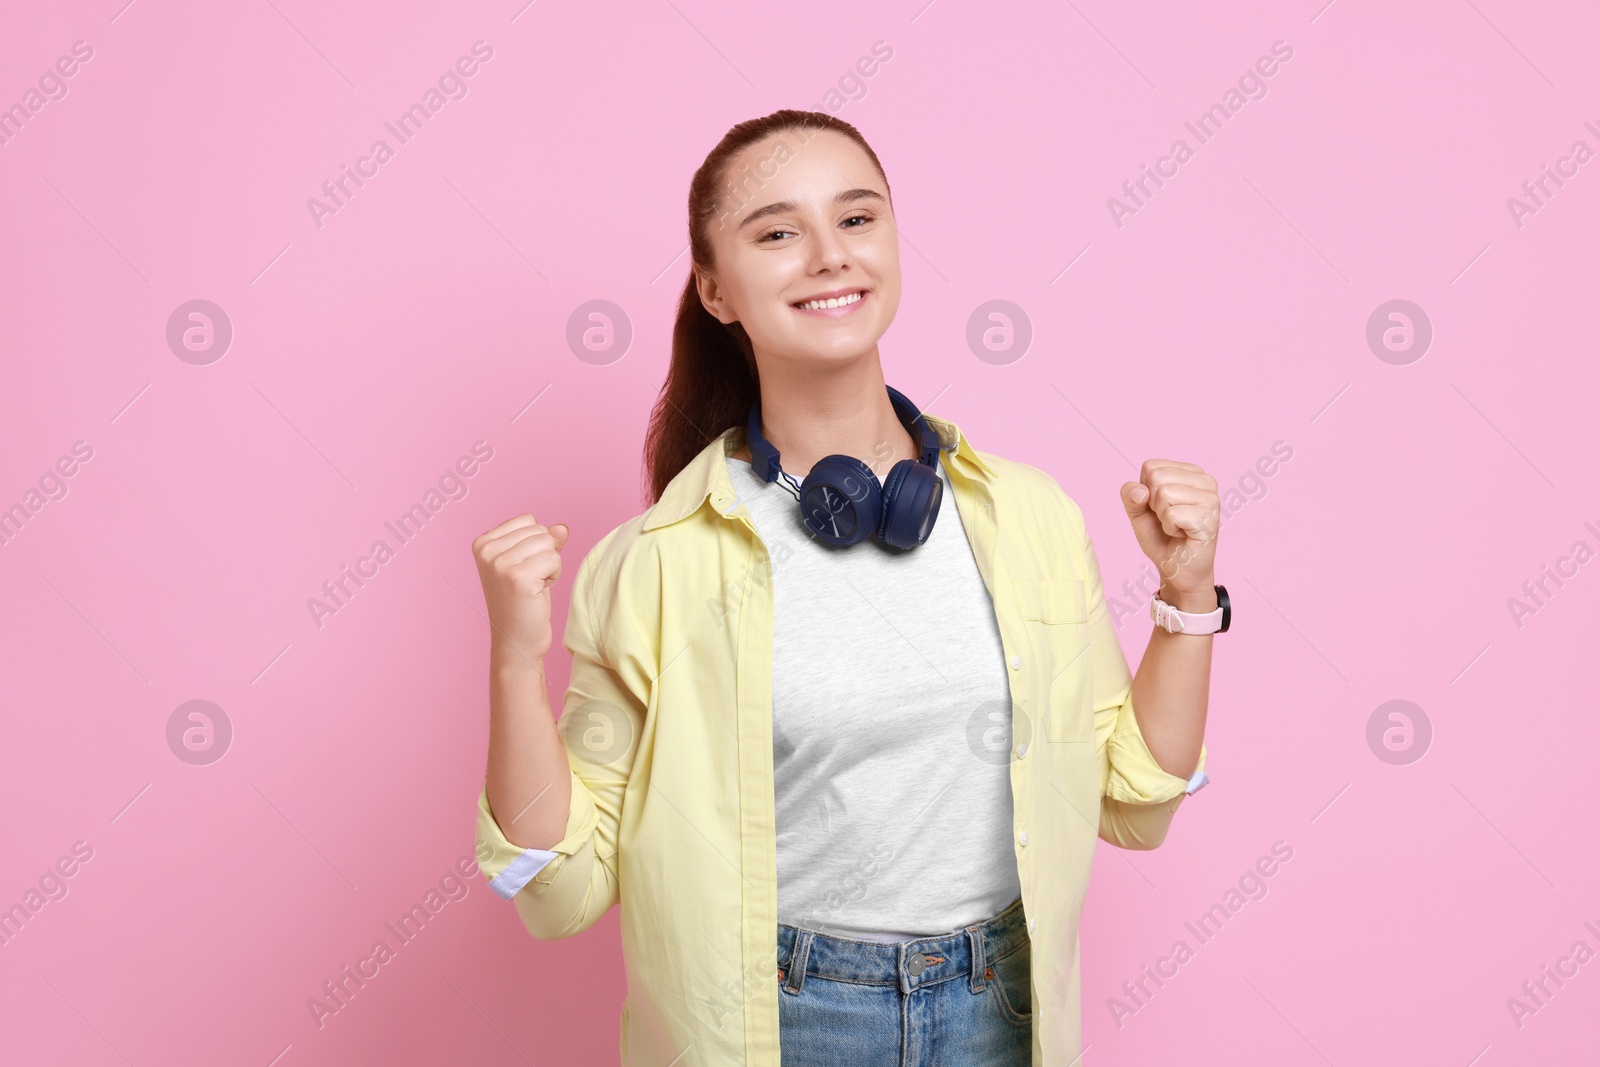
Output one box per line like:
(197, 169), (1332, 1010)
(714, 129), (885, 224)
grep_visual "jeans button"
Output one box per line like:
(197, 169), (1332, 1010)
(907, 951), (926, 976)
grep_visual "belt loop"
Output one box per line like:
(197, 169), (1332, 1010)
(968, 926), (987, 993)
(784, 930), (814, 994)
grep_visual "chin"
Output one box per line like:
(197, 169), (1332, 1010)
(793, 331), (887, 364)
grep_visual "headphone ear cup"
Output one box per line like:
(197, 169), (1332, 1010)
(879, 460), (943, 550)
(798, 455), (883, 546)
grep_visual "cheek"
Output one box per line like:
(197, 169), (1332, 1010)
(730, 253), (798, 307)
(868, 280), (901, 324)
(861, 246), (901, 300)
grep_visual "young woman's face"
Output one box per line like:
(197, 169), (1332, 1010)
(698, 129), (901, 369)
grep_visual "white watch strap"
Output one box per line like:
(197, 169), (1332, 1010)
(1150, 594), (1224, 635)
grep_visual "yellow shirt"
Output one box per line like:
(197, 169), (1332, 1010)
(474, 413), (1210, 1066)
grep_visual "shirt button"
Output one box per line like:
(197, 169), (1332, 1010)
(1009, 655), (1022, 670)
(1016, 742), (1028, 758)
(1018, 830), (1028, 846)
(1029, 919), (1037, 934)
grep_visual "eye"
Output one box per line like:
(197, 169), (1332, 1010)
(760, 214), (875, 242)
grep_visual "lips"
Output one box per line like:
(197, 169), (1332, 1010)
(789, 289), (870, 317)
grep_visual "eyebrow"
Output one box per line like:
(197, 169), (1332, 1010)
(737, 188), (887, 231)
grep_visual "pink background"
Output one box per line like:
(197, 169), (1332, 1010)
(3, 0), (1598, 1063)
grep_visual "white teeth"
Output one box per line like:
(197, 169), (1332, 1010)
(795, 291), (863, 311)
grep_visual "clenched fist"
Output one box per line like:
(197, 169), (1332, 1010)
(1120, 459), (1220, 603)
(471, 514), (571, 662)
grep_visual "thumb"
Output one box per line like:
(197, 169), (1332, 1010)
(550, 522), (570, 550)
(1120, 480), (1152, 519)
(1119, 481), (1166, 560)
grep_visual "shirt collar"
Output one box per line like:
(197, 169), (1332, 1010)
(641, 411), (995, 533)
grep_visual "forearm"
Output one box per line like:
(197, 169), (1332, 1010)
(1126, 581), (1214, 782)
(484, 644), (572, 851)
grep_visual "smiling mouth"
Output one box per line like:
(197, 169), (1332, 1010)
(791, 290), (868, 311)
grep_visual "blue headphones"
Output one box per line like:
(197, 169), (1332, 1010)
(745, 384), (944, 550)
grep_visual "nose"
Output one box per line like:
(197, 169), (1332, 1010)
(806, 221), (852, 273)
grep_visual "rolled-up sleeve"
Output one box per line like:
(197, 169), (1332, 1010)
(1067, 497), (1210, 851)
(476, 767), (599, 901)
(473, 541), (649, 939)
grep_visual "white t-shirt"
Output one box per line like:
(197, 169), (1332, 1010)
(725, 452), (1023, 941)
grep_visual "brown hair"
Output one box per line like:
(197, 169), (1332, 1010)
(641, 109), (893, 504)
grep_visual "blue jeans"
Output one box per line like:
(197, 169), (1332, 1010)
(775, 896), (1032, 1066)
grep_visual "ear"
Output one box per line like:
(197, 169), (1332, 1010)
(695, 268), (736, 325)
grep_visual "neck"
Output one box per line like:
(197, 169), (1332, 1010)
(736, 359), (919, 482)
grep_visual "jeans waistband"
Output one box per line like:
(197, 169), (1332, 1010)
(775, 897), (1029, 997)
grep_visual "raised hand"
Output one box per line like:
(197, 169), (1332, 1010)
(471, 513), (571, 663)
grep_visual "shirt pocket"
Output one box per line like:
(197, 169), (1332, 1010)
(1012, 578), (1093, 743)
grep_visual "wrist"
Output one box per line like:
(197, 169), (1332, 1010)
(1159, 582), (1218, 614)
(492, 640), (548, 677)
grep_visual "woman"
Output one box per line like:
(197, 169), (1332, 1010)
(471, 109), (1225, 1067)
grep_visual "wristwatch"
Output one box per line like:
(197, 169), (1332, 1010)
(1150, 584), (1230, 635)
